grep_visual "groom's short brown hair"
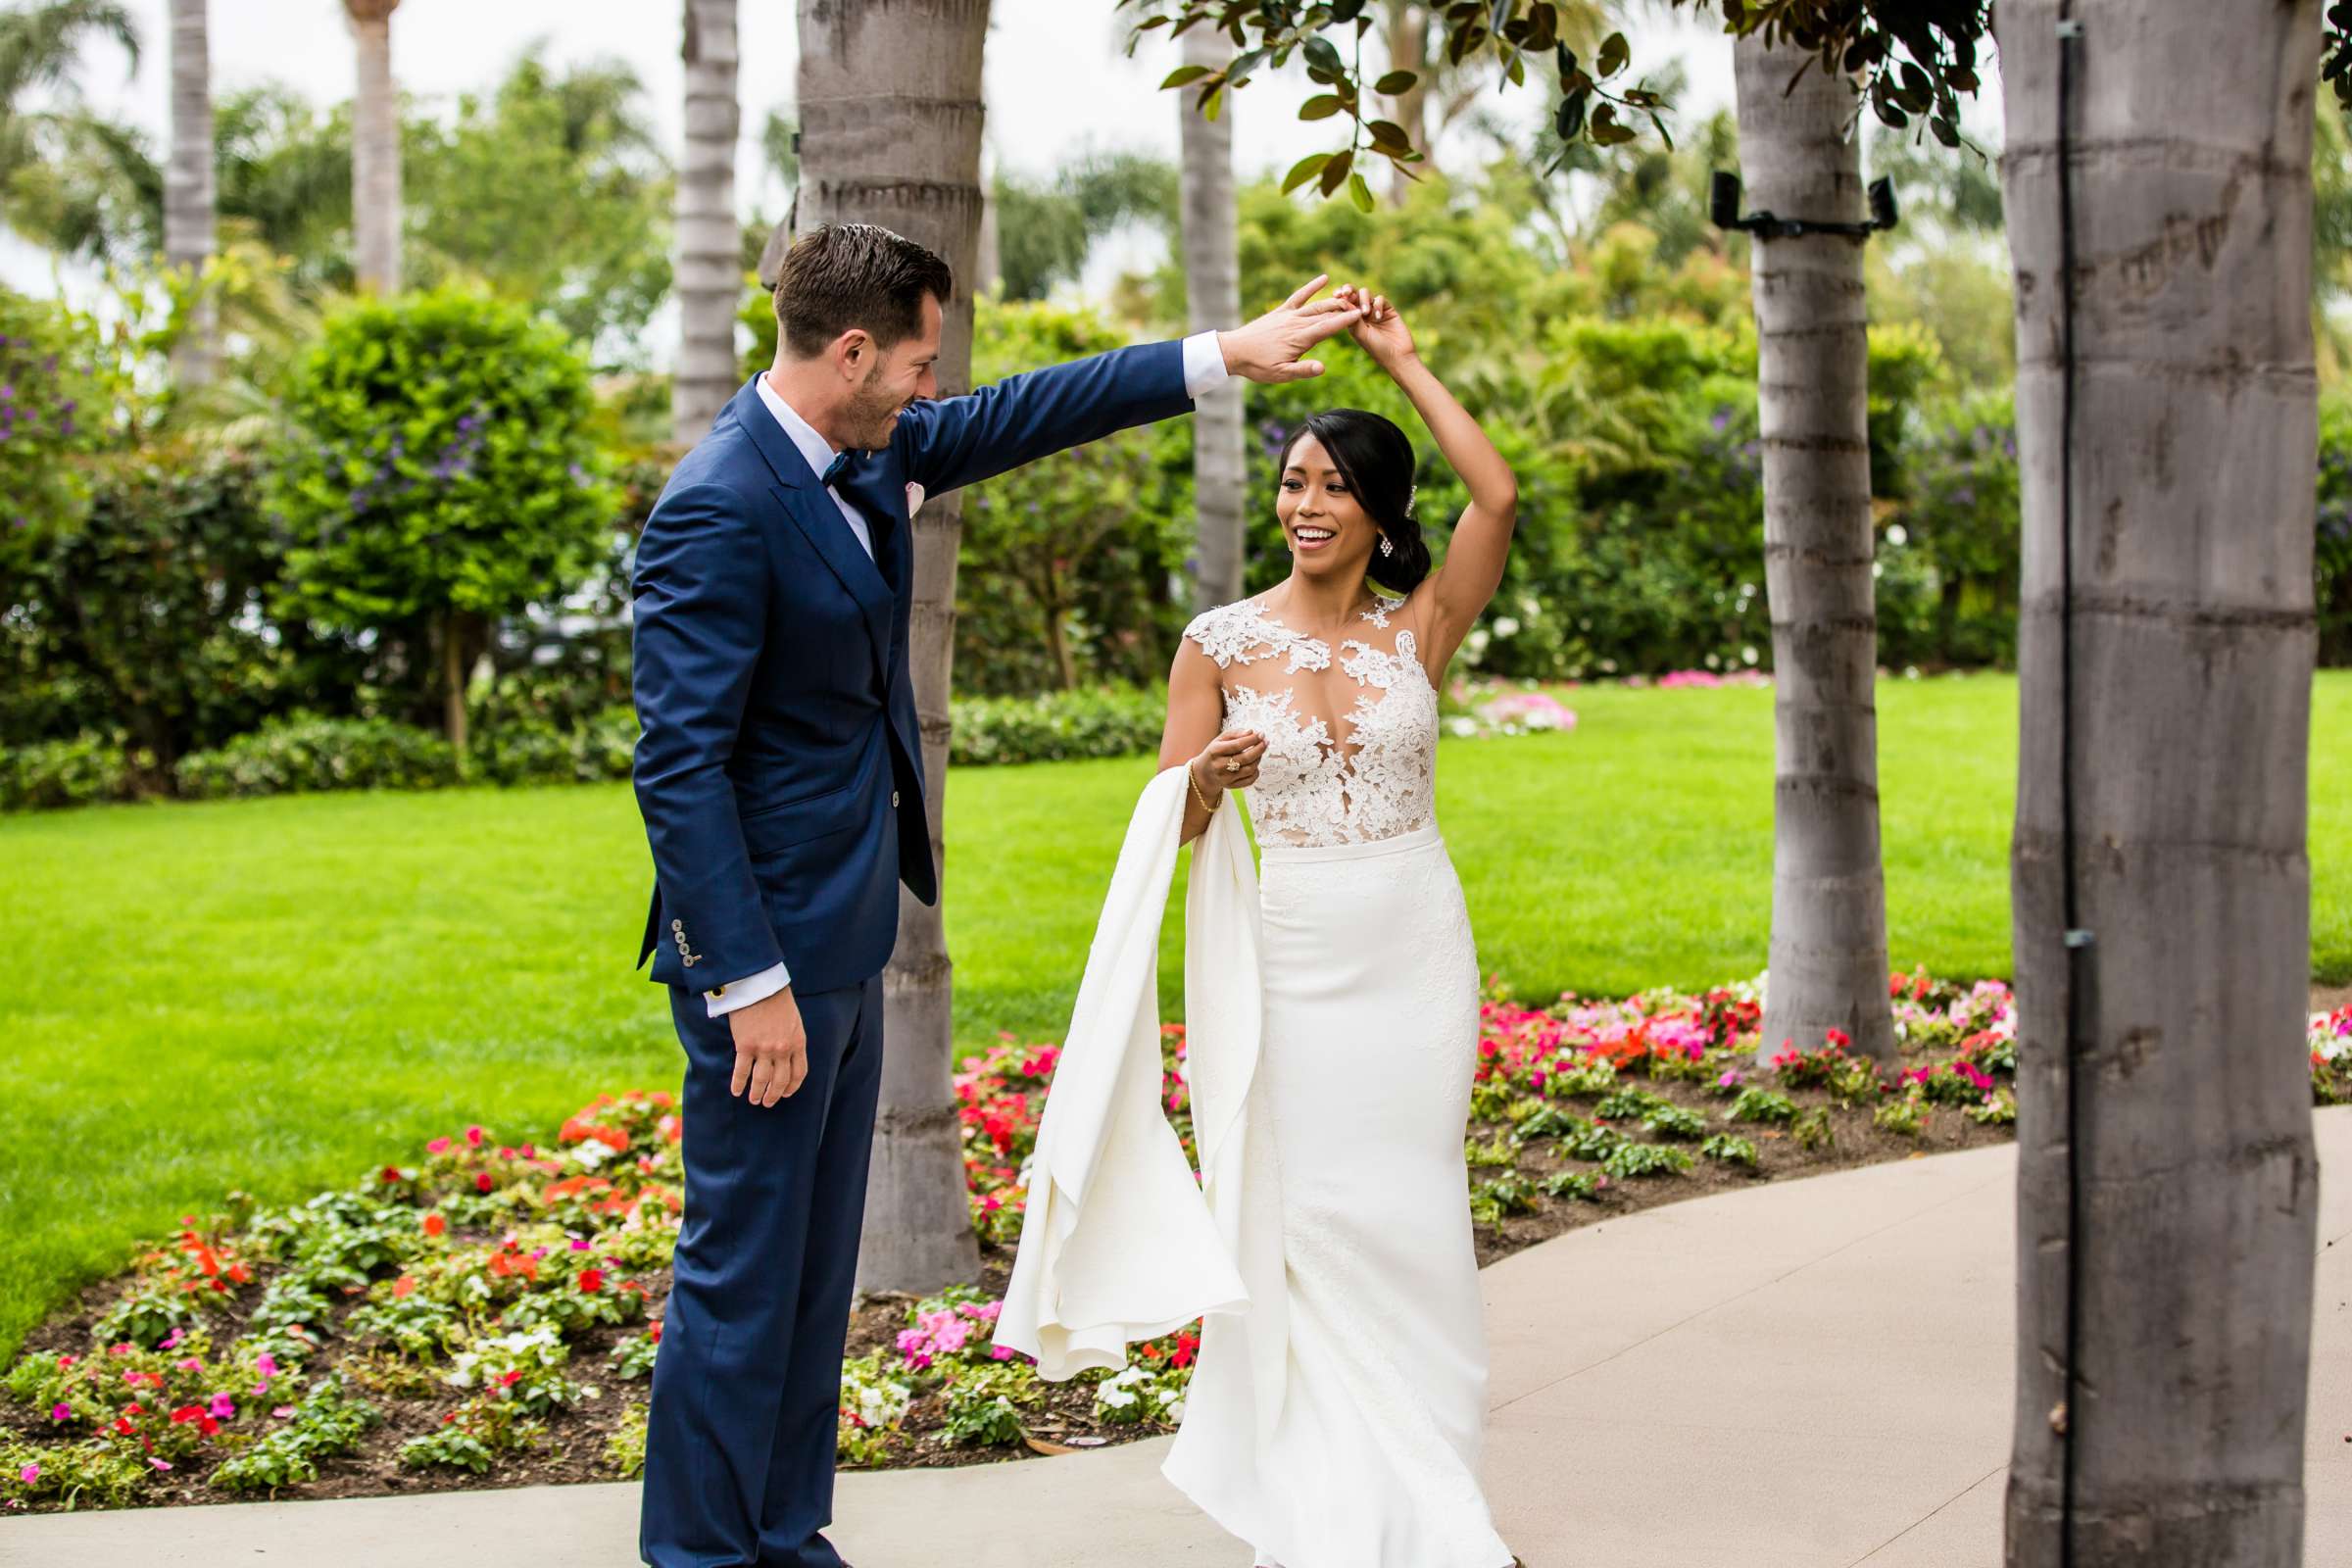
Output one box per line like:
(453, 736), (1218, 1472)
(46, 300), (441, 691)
(771, 223), (954, 361)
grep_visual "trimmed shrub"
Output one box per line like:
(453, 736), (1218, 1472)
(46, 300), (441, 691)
(174, 716), (460, 801)
(0, 736), (136, 812)
(949, 686), (1165, 767)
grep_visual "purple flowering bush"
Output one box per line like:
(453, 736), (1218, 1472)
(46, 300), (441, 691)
(0, 289), (111, 561)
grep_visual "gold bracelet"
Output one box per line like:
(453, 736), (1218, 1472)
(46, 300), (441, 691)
(1186, 758), (1218, 816)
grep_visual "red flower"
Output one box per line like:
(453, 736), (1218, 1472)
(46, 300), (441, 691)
(495, 1370), (523, 1389)
(650, 1320), (663, 1344)
(577, 1268), (606, 1294)
(474, 1172), (495, 1193)
(422, 1213), (447, 1238)
(392, 1276), (417, 1298)
(379, 1165), (404, 1185)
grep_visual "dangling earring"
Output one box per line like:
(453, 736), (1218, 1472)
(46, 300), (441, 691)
(1379, 534), (1396, 558)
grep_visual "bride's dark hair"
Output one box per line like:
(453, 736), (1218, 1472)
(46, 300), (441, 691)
(1277, 409), (1431, 596)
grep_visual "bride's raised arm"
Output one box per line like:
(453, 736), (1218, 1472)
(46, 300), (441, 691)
(1336, 286), (1517, 673)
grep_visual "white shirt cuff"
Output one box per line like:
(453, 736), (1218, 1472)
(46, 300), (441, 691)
(1182, 330), (1230, 399)
(706, 961), (790, 1018)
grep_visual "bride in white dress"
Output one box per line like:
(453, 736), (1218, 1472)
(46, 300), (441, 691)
(1152, 287), (1522, 1568)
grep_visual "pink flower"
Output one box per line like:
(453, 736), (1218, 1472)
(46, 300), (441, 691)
(255, 1353), (278, 1378)
(271, 1405), (295, 1419)
(175, 1357), (202, 1372)
(149, 1458), (172, 1472)
(109, 1343), (133, 1356)
(465, 1125), (485, 1148)
(160, 1327), (183, 1350)
(18, 1464), (36, 1484)
(208, 1393), (235, 1419)
(426, 1136), (452, 1154)
(48, 1403), (68, 1421)
(570, 1238), (591, 1251)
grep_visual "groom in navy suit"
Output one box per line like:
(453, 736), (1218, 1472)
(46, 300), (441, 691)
(630, 221), (1361, 1567)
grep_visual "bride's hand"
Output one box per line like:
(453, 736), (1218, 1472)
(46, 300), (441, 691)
(1335, 284), (1417, 371)
(1195, 728), (1265, 793)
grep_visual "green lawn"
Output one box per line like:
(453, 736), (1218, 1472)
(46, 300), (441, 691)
(5, 670), (2350, 1360)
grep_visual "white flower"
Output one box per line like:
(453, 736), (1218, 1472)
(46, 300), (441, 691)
(1493, 616), (1520, 638)
(1740, 646), (1759, 666)
(1886, 523), (1908, 547)
(571, 1139), (614, 1169)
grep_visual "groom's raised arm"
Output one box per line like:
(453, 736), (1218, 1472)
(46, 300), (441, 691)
(891, 274), (1364, 497)
(889, 334), (1223, 498)
(629, 483), (786, 991)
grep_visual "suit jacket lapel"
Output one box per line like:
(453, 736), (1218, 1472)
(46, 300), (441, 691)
(723, 377), (894, 690)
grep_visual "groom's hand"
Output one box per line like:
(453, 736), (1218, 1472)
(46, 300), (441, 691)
(728, 986), (808, 1107)
(1216, 274), (1365, 384)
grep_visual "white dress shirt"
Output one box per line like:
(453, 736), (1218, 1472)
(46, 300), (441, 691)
(706, 330), (1233, 1018)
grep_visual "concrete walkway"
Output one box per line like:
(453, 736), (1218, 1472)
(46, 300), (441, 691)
(10, 1110), (2351, 1568)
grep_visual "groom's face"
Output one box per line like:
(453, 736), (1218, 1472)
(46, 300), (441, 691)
(845, 292), (945, 449)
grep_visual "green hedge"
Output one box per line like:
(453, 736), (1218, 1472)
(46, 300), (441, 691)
(949, 686), (1165, 767)
(0, 737), (137, 812)
(467, 706), (639, 786)
(174, 716), (461, 801)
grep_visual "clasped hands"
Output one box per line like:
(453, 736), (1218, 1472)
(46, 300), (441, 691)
(1217, 273), (1416, 383)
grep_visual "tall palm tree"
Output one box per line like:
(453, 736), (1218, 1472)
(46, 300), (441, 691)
(673, 0), (738, 441)
(1178, 21), (1243, 610)
(796, 0), (989, 1295)
(0, 0), (137, 197)
(164, 0), (214, 386)
(1731, 30), (1895, 1067)
(342, 0), (399, 293)
(1996, 2), (2323, 1560)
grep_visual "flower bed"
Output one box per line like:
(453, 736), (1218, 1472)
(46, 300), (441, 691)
(5, 973), (2339, 1512)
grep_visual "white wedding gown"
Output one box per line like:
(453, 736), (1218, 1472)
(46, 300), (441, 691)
(1161, 589), (1513, 1568)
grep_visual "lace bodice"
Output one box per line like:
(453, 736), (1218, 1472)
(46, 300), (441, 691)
(1183, 591), (1440, 849)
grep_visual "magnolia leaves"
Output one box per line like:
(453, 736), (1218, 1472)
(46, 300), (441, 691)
(1550, 31), (1655, 162)
(1129, 1), (2012, 185)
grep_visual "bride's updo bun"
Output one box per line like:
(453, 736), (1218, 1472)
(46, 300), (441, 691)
(1277, 409), (1432, 596)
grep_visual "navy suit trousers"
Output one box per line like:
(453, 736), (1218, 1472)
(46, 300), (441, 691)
(639, 974), (885, 1568)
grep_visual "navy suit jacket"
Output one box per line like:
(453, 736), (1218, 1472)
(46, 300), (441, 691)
(632, 338), (1194, 999)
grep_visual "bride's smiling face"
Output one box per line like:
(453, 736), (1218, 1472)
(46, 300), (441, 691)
(1277, 435), (1375, 577)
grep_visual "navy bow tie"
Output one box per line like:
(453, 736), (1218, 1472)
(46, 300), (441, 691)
(820, 450), (852, 489)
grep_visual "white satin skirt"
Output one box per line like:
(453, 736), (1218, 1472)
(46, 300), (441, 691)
(1162, 821), (1513, 1568)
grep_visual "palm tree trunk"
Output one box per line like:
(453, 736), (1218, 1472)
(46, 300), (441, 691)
(1732, 33), (1895, 1068)
(165, 0), (215, 387)
(344, 0), (401, 294)
(797, 0), (988, 1296)
(1996, 5), (2322, 1562)
(674, 0), (741, 441)
(1179, 21), (1244, 611)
